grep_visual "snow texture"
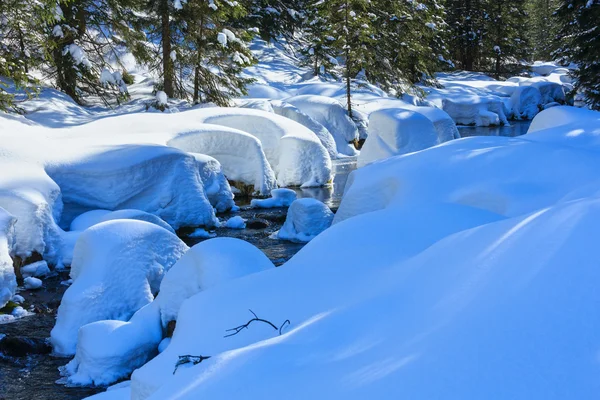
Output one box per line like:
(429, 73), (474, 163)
(0, 207), (16, 308)
(250, 188), (297, 208)
(275, 198), (334, 242)
(51, 220), (188, 356)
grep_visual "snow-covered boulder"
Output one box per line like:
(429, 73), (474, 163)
(522, 80), (567, 105)
(275, 198), (334, 242)
(358, 108), (440, 167)
(442, 96), (509, 126)
(63, 238), (273, 386)
(284, 95), (359, 156)
(270, 100), (338, 159)
(167, 125), (277, 196)
(356, 98), (460, 142)
(70, 209), (174, 233)
(192, 107), (332, 187)
(250, 188), (297, 208)
(46, 144), (219, 230)
(531, 61), (559, 76)
(51, 220), (188, 356)
(0, 207), (16, 308)
(157, 238), (274, 327)
(510, 86), (542, 120)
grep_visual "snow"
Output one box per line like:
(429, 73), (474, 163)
(275, 198), (334, 242)
(193, 107), (332, 187)
(222, 216), (246, 229)
(188, 228), (216, 239)
(0, 207), (16, 308)
(531, 61), (560, 76)
(101, 106), (600, 400)
(20, 260), (50, 278)
(270, 100), (338, 159)
(50, 220), (188, 356)
(284, 95), (359, 156)
(358, 108), (441, 167)
(167, 125), (277, 196)
(156, 91), (168, 106)
(23, 276), (42, 290)
(510, 86), (542, 120)
(64, 238), (273, 387)
(70, 209), (174, 233)
(250, 188), (297, 208)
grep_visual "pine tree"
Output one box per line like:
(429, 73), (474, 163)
(300, 0), (339, 77)
(485, 0), (529, 77)
(175, 0), (256, 105)
(527, 0), (559, 60)
(0, 0), (56, 110)
(554, 0), (600, 109)
(241, 0), (305, 41)
(446, 0), (488, 70)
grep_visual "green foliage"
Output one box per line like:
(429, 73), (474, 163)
(554, 0), (600, 109)
(527, 0), (559, 60)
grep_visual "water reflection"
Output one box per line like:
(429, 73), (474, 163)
(457, 120), (532, 138)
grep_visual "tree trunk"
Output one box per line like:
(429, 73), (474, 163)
(344, 0), (352, 118)
(160, 0), (173, 97)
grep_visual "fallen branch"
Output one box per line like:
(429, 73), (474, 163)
(173, 354), (211, 375)
(225, 309), (290, 338)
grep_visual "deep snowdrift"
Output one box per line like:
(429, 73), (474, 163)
(0, 207), (16, 308)
(83, 106), (600, 400)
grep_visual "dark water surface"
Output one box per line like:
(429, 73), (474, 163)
(457, 120), (532, 138)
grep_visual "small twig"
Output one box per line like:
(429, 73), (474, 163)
(173, 354), (211, 375)
(224, 309), (290, 338)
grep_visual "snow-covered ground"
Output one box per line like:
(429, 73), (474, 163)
(75, 105), (600, 400)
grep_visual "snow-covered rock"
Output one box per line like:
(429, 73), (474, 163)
(531, 61), (559, 76)
(222, 216), (246, 229)
(284, 95), (359, 156)
(63, 238), (273, 387)
(167, 125), (277, 196)
(23, 276), (43, 289)
(442, 96), (509, 126)
(193, 107), (332, 187)
(51, 220), (188, 356)
(270, 100), (338, 159)
(522, 80), (567, 105)
(250, 188), (297, 208)
(20, 260), (50, 278)
(358, 108), (440, 167)
(0, 207), (16, 308)
(70, 209), (174, 233)
(275, 198), (334, 242)
(510, 86), (542, 120)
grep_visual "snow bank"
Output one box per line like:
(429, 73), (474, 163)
(284, 95), (359, 156)
(358, 108), (440, 167)
(442, 96), (509, 126)
(0, 207), (16, 308)
(270, 100), (338, 159)
(531, 61), (559, 76)
(47, 145), (218, 230)
(250, 188), (297, 208)
(167, 125), (277, 196)
(64, 238), (273, 386)
(522, 80), (567, 105)
(194, 107), (332, 187)
(51, 220), (188, 356)
(275, 198), (334, 242)
(510, 86), (542, 120)
(70, 209), (174, 233)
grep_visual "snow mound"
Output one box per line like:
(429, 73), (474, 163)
(531, 61), (559, 76)
(51, 220), (188, 356)
(157, 238), (275, 327)
(222, 216), (246, 229)
(270, 100), (338, 159)
(358, 108), (440, 167)
(284, 95), (359, 156)
(0, 208), (16, 308)
(244, 84), (290, 100)
(20, 260), (50, 278)
(193, 107), (332, 187)
(275, 198), (334, 242)
(510, 86), (542, 120)
(70, 209), (174, 233)
(442, 96), (509, 126)
(250, 188), (297, 208)
(522, 80), (567, 105)
(66, 238), (273, 387)
(47, 144), (218, 230)
(167, 125), (277, 196)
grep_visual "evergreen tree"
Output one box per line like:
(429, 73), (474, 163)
(175, 0), (256, 105)
(446, 0), (488, 70)
(526, 0), (559, 60)
(485, 0), (529, 77)
(300, 0), (339, 77)
(242, 0), (305, 41)
(554, 0), (600, 109)
(0, 0), (56, 110)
